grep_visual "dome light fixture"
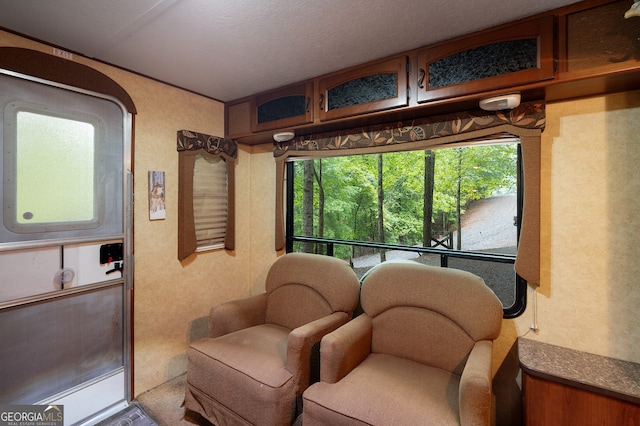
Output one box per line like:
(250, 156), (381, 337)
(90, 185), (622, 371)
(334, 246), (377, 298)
(273, 131), (295, 142)
(479, 93), (521, 111)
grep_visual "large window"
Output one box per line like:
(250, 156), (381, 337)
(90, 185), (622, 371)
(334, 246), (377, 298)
(286, 141), (525, 315)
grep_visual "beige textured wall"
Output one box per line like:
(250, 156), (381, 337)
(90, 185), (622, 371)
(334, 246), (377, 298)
(496, 90), (640, 360)
(123, 77), (282, 395)
(517, 90), (640, 362)
(247, 143), (285, 295)
(493, 90), (640, 425)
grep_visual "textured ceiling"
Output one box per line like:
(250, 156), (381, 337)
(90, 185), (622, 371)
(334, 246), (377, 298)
(0, 0), (581, 101)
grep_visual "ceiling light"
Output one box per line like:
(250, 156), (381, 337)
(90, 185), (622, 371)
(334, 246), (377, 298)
(273, 131), (295, 142)
(479, 93), (521, 111)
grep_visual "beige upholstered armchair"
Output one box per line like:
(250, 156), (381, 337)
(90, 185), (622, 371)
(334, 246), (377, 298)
(184, 253), (360, 426)
(303, 261), (503, 426)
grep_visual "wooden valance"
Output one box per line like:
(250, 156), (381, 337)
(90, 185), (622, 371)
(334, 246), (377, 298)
(274, 101), (544, 157)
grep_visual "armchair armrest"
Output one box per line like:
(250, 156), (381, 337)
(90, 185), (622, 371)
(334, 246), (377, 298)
(459, 340), (494, 426)
(319, 314), (372, 384)
(287, 311), (350, 394)
(208, 293), (268, 338)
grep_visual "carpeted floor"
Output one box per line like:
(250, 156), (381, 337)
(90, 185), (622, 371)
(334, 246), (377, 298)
(135, 374), (303, 426)
(135, 374), (212, 426)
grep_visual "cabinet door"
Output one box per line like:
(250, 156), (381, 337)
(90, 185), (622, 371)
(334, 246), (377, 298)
(523, 373), (640, 425)
(226, 100), (251, 138)
(318, 56), (408, 121)
(560, 0), (640, 74)
(251, 82), (313, 132)
(417, 16), (554, 103)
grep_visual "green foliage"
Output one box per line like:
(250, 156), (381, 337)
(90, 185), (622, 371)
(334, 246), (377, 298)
(293, 142), (517, 257)
(434, 144), (517, 227)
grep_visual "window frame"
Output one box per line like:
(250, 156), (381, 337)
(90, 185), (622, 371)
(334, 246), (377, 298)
(284, 141), (527, 318)
(274, 106), (543, 289)
(0, 71), (126, 248)
(177, 130), (236, 261)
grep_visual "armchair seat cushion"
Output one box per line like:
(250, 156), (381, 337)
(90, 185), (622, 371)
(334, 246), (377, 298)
(184, 253), (361, 426)
(303, 353), (461, 425)
(186, 324), (295, 425)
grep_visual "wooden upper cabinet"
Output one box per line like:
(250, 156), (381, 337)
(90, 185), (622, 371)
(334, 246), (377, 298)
(318, 56), (409, 121)
(251, 81), (313, 132)
(226, 2), (640, 145)
(558, 0), (640, 76)
(226, 100), (251, 138)
(417, 16), (555, 103)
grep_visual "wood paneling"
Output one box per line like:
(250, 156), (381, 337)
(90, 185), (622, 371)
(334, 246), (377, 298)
(523, 373), (640, 426)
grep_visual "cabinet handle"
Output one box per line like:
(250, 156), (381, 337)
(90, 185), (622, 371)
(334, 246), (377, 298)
(319, 94), (324, 111)
(418, 68), (426, 89)
(306, 96), (310, 113)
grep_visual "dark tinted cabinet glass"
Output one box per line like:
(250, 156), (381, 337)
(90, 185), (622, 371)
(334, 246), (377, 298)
(319, 56), (408, 121)
(418, 16), (554, 103)
(252, 82), (313, 132)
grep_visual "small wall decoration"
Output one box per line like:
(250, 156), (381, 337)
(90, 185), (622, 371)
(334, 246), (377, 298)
(149, 171), (166, 220)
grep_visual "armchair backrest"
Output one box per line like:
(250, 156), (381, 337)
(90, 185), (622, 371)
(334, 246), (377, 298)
(265, 253), (360, 330)
(360, 261), (502, 375)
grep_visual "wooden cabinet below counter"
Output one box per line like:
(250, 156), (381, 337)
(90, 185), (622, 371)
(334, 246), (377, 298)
(523, 372), (640, 425)
(519, 338), (640, 426)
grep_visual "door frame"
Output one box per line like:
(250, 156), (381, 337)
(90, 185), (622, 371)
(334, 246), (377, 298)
(0, 59), (135, 423)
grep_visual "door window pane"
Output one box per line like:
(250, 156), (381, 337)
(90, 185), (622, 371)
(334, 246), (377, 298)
(0, 72), (124, 245)
(16, 111), (95, 224)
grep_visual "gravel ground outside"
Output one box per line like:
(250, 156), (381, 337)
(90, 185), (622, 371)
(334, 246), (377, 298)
(351, 194), (518, 307)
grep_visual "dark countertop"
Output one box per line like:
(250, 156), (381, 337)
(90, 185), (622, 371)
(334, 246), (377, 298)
(518, 337), (640, 405)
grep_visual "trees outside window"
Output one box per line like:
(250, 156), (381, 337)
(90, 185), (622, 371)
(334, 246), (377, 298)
(289, 141), (522, 310)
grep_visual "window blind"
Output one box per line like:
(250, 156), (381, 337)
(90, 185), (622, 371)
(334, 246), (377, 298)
(193, 154), (227, 249)
(177, 130), (236, 261)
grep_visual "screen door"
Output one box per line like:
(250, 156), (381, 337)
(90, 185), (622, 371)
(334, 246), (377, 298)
(0, 70), (132, 425)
